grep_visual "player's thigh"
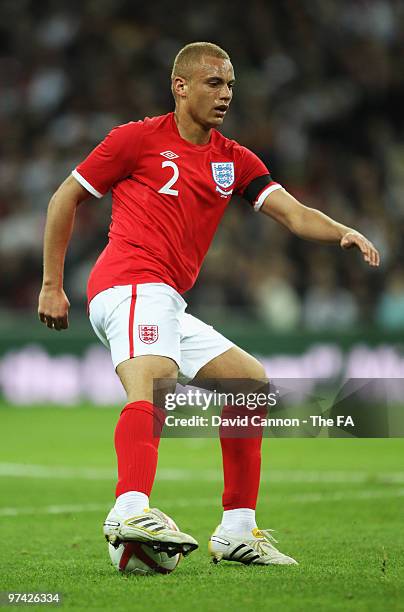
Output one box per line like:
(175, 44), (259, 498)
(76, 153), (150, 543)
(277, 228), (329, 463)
(195, 345), (266, 381)
(89, 283), (183, 403)
(192, 345), (268, 395)
(179, 313), (266, 389)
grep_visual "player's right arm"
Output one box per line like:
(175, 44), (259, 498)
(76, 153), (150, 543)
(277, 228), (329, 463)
(38, 122), (141, 330)
(38, 175), (91, 331)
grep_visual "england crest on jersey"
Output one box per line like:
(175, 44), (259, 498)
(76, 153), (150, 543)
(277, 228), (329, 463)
(138, 325), (159, 344)
(211, 162), (235, 196)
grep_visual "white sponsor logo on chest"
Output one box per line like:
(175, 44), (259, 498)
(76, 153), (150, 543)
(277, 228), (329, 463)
(211, 162), (234, 196)
(160, 151), (179, 159)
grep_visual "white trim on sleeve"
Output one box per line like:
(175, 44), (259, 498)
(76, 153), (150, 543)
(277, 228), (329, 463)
(72, 169), (103, 199)
(253, 183), (283, 212)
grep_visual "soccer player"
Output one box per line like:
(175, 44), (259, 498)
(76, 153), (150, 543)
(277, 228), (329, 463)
(38, 42), (380, 566)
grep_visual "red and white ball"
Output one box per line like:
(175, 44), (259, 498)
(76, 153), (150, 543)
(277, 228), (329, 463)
(108, 511), (182, 575)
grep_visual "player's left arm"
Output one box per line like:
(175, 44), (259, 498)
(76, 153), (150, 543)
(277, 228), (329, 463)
(261, 188), (380, 267)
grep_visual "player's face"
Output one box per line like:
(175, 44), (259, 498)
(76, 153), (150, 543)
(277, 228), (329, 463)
(186, 57), (235, 128)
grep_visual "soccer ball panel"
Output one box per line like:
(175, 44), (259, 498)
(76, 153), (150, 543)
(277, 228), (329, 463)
(108, 509), (181, 575)
(108, 541), (180, 575)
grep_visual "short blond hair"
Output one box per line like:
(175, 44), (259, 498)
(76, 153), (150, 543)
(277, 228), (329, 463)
(171, 42), (230, 81)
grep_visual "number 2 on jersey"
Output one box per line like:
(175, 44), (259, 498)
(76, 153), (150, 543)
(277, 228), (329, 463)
(158, 161), (179, 196)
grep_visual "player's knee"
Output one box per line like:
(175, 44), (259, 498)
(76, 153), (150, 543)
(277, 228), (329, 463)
(228, 359), (269, 407)
(227, 349), (266, 382)
(246, 359), (266, 382)
(241, 359), (267, 389)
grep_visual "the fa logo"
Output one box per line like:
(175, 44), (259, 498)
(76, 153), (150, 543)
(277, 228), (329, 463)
(138, 325), (159, 344)
(211, 162), (234, 197)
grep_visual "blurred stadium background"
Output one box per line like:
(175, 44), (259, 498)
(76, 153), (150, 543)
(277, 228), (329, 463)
(1, 0), (404, 404)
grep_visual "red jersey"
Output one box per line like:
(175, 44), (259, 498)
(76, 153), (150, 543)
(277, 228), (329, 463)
(72, 112), (281, 303)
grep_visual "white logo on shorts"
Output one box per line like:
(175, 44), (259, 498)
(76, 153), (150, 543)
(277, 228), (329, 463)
(138, 325), (159, 344)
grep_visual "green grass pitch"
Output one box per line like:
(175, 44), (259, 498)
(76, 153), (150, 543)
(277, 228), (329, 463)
(1, 404), (403, 611)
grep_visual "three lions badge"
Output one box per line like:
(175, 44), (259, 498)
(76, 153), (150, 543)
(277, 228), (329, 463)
(211, 162), (234, 197)
(138, 325), (159, 344)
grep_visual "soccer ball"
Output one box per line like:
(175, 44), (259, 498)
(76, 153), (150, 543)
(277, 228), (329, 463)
(108, 510), (182, 575)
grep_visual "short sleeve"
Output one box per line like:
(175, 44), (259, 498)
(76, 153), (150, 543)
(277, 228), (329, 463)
(72, 122), (143, 198)
(235, 146), (283, 212)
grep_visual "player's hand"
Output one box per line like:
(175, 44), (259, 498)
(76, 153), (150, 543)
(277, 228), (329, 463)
(38, 287), (70, 331)
(340, 231), (380, 267)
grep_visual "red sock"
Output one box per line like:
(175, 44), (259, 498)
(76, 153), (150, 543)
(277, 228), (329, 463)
(114, 401), (165, 498)
(219, 405), (264, 510)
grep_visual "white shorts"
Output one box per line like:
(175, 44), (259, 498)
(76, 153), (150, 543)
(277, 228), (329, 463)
(88, 283), (234, 382)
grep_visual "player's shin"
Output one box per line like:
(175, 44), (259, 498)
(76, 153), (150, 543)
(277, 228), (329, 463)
(114, 400), (165, 516)
(219, 405), (264, 534)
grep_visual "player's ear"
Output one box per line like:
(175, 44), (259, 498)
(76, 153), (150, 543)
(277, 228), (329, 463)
(173, 76), (187, 98)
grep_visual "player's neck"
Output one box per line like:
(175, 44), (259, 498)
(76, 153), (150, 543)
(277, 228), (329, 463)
(174, 111), (211, 145)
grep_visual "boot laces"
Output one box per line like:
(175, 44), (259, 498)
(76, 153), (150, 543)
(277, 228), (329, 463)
(251, 528), (279, 554)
